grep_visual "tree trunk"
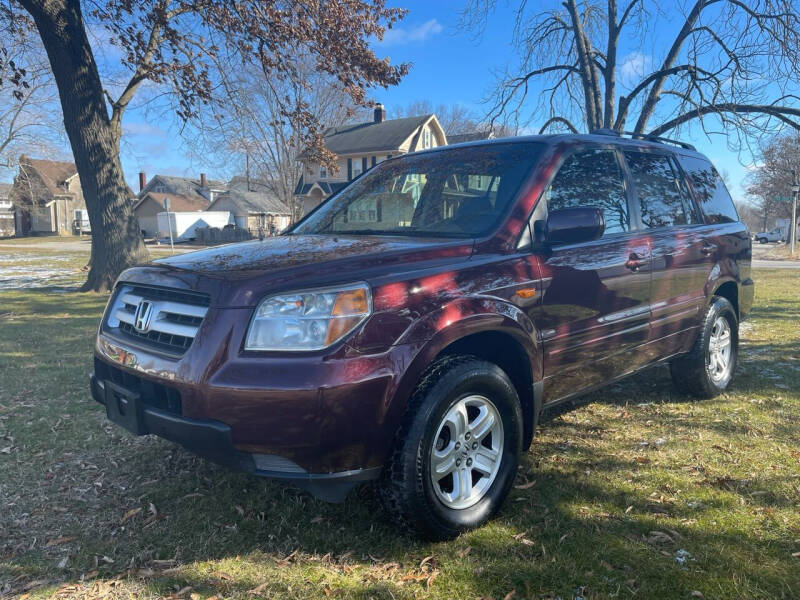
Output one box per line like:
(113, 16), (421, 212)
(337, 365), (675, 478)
(18, 0), (149, 292)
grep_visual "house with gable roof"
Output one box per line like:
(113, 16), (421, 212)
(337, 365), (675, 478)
(9, 156), (87, 235)
(294, 105), (447, 216)
(133, 172), (226, 237)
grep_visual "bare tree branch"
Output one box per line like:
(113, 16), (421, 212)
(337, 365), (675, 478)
(648, 103), (800, 137)
(539, 116), (579, 133)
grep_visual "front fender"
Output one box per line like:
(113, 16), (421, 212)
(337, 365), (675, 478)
(377, 296), (543, 452)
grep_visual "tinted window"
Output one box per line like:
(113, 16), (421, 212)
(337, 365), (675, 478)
(545, 149), (629, 235)
(677, 155), (739, 224)
(294, 143), (542, 238)
(625, 151), (688, 228)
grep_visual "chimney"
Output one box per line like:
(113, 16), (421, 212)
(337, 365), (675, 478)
(374, 104), (386, 123)
(200, 172), (207, 188)
(138, 171), (146, 192)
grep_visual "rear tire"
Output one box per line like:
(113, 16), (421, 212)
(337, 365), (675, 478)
(378, 355), (523, 540)
(758, 237), (767, 244)
(670, 296), (738, 398)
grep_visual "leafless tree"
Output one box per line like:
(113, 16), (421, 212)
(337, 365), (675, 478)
(733, 199), (762, 233)
(395, 98), (519, 137)
(0, 22), (64, 176)
(746, 132), (800, 229)
(395, 100), (479, 135)
(3, 0), (408, 291)
(190, 59), (358, 222)
(463, 0), (800, 145)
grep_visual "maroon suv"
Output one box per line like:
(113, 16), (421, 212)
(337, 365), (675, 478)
(92, 131), (753, 539)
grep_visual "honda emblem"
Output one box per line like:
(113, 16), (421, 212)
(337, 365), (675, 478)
(133, 300), (154, 333)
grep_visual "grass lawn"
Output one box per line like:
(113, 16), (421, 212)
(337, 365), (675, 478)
(1, 254), (798, 599)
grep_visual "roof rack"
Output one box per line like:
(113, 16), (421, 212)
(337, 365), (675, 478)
(590, 128), (696, 151)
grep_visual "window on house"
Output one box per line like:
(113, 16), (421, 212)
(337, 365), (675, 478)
(319, 166), (327, 179)
(353, 163), (362, 178)
(423, 129), (431, 149)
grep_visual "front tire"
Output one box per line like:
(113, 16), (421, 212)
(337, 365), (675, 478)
(670, 296), (738, 398)
(378, 355), (523, 540)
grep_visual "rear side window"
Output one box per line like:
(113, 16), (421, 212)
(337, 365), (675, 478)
(545, 149), (629, 235)
(677, 155), (739, 224)
(624, 151), (689, 229)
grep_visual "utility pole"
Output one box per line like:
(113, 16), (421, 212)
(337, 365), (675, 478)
(792, 170), (799, 256)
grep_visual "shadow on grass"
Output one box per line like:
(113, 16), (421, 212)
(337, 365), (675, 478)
(4, 362), (797, 599)
(2, 286), (798, 598)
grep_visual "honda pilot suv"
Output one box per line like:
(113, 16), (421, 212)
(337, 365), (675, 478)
(91, 131), (753, 539)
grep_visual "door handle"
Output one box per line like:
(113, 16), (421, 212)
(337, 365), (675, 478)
(625, 252), (645, 271)
(701, 242), (718, 256)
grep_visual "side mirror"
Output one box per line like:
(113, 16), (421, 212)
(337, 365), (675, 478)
(545, 206), (605, 245)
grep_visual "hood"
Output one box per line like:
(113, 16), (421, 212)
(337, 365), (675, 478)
(122, 234), (473, 307)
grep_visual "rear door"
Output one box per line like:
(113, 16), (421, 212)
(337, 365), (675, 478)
(530, 146), (652, 403)
(622, 150), (711, 358)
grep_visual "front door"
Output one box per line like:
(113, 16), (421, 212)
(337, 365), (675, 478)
(527, 147), (652, 403)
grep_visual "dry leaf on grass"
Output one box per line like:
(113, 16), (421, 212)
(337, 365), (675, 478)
(45, 536), (77, 547)
(120, 507), (142, 524)
(514, 479), (537, 490)
(275, 550), (298, 566)
(644, 531), (674, 546)
(247, 582), (269, 596)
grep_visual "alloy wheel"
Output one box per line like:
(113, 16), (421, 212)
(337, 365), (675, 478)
(429, 394), (504, 510)
(707, 315), (733, 383)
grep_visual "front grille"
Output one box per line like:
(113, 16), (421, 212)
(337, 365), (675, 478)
(94, 357), (182, 415)
(105, 283), (210, 355)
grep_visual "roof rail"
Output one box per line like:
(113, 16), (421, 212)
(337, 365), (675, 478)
(589, 128), (696, 151)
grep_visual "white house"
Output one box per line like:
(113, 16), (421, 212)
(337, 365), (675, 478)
(294, 105), (447, 216)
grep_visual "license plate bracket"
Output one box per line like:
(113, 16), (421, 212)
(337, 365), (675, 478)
(104, 380), (146, 435)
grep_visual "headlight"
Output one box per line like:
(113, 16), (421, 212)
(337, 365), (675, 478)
(244, 283), (372, 351)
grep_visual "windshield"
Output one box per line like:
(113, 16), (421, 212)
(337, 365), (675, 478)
(293, 142), (543, 238)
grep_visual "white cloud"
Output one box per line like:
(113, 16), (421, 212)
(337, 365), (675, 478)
(619, 51), (654, 88)
(378, 19), (443, 46)
(123, 122), (166, 137)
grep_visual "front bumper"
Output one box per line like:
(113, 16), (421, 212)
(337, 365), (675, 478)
(90, 373), (381, 502)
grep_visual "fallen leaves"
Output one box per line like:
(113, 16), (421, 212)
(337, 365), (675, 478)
(45, 536), (77, 547)
(514, 478), (537, 490)
(512, 531), (536, 546)
(120, 507), (142, 524)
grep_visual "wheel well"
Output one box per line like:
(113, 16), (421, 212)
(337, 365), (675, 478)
(437, 331), (537, 450)
(714, 281), (739, 319)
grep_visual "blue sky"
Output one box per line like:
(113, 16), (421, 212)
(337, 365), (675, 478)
(63, 1), (762, 202)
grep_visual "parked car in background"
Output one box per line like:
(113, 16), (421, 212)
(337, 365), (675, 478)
(754, 227), (784, 244)
(91, 130), (753, 539)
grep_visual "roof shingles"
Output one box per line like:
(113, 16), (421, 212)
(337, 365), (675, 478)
(322, 115), (432, 155)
